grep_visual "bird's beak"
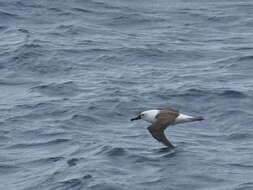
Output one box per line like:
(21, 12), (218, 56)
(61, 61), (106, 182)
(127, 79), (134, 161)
(131, 114), (141, 121)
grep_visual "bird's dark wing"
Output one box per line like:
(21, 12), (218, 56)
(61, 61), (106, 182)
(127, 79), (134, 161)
(161, 107), (179, 114)
(147, 111), (178, 147)
(148, 125), (174, 147)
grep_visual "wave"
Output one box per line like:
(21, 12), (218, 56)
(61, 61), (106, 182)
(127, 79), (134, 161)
(214, 55), (253, 71)
(70, 114), (104, 125)
(21, 157), (64, 167)
(153, 88), (247, 100)
(207, 15), (239, 23)
(72, 7), (93, 14)
(67, 158), (79, 167)
(228, 163), (253, 170)
(8, 41), (76, 75)
(226, 132), (253, 141)
(238, 55), (253, 62)
(0, 10), (20, 19)
(218, 90), (246, 98)
(31, 81), (81, 97)
(8, 138), (70, 149)
(0, 164), (19, 175)
(236, 182), (253, 190)
(95, 145), (128, 157)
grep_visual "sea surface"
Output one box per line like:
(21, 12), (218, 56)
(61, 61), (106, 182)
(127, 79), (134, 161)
(1, 0), (253, 189)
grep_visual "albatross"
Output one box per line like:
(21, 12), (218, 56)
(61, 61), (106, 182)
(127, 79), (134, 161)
(131, 107), (204, 148)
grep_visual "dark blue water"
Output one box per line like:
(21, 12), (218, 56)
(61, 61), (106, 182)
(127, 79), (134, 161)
(1, 0), (253, 189)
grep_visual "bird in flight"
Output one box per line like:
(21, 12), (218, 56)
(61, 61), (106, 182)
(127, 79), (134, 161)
(131, 107), (204, 148)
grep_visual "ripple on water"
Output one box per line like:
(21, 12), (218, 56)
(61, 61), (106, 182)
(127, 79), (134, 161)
(0, 10), (21, 21)
(7, 139), (71, 149)
(152, 88), (247, 103)
(228, 163), (253, 170)
(216, 55), (253, 71)
(87, 183), (126, 190)
(218, 90), (247, 98)
(95, 145), (128, 157)
(20, 156), (65, 169)
(70, 114), (104, 125)
(0, 164), (19, 175)
(67, 158), (79, 167)
(0, 135), (10, 145)
(226, 133), (253, 141)
(31, 81), (82, 97)
(236, 182), (253, 190)
(56, 178), (84, 190)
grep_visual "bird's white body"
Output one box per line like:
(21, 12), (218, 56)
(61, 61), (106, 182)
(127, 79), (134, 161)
(141, 109), (194, 124)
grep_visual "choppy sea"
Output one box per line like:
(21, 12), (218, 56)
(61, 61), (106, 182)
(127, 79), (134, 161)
(1, 0), (253, 189)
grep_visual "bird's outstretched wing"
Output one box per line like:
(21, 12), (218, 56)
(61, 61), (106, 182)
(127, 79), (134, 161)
(148, 126), (174, 147)
(147, 111), (179, 147)
(160, 107), (179, 115)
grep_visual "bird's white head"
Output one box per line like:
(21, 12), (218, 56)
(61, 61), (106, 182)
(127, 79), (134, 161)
(131, 109), (159, 123)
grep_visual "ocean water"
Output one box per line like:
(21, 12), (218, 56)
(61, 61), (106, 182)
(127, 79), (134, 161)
(1, 0), (253, 189)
